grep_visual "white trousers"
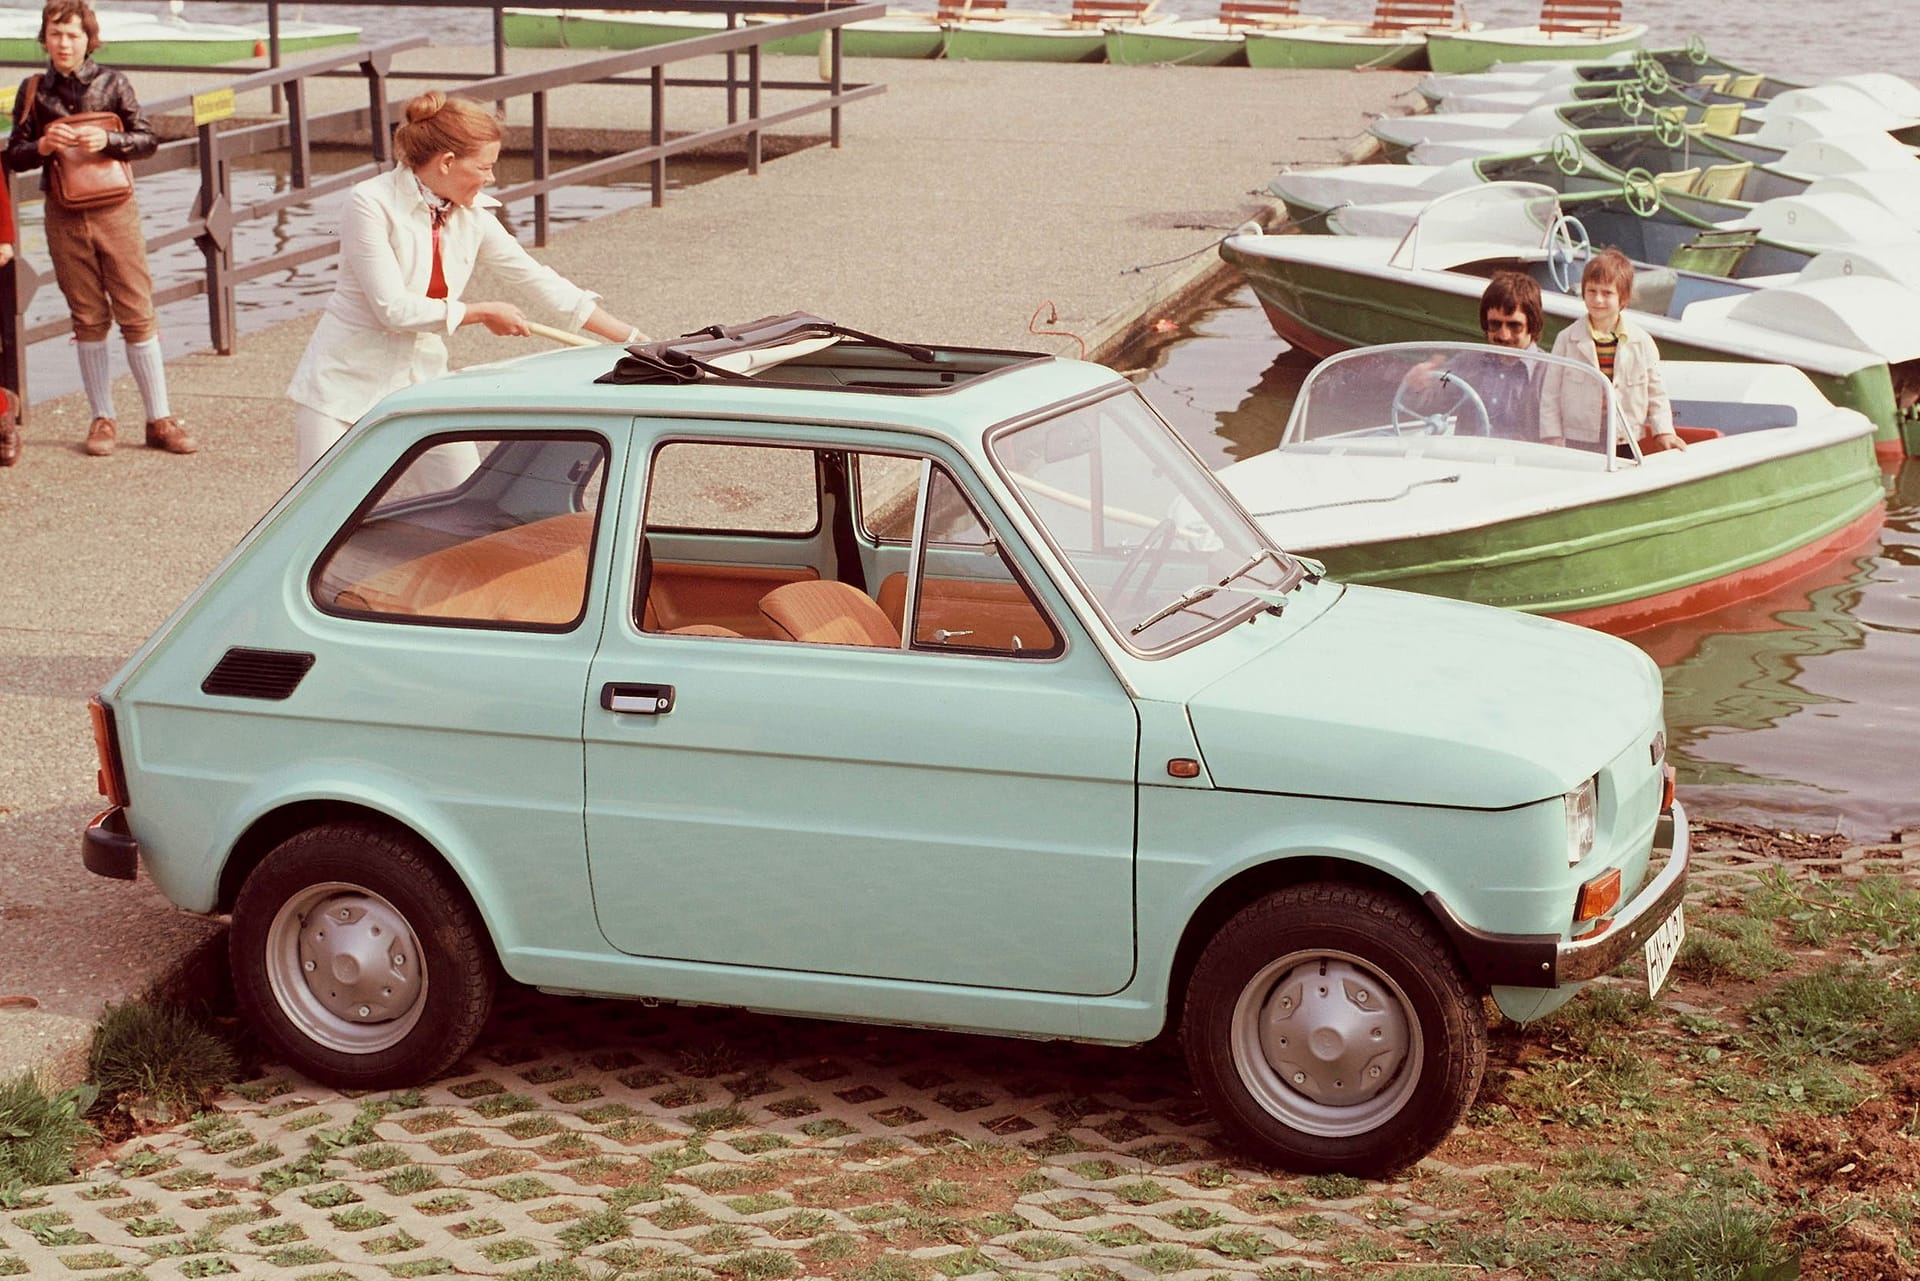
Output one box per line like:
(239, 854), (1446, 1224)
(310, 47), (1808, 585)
(293, 403), (352, 473)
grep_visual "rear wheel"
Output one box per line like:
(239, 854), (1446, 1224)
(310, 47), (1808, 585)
(1181, 883), (1485, 1177)
(230, 823), (496, 1088)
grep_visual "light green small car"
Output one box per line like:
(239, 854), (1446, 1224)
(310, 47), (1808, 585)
(83, 317), (1688, 1176)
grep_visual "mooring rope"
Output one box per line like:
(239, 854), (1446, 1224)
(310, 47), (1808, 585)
(1248, 472), (1461, 517)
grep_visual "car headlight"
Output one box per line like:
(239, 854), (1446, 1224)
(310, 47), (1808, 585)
(1564, 776), (1597, 866)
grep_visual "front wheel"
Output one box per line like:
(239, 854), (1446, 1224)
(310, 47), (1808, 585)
(1181, 883), (1486, 1177)
(231, 823), (497, 1088)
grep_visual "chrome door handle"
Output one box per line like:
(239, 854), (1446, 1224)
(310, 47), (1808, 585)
(601, 683), (675, 715)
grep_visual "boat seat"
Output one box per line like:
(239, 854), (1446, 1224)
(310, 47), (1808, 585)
(1538, 0), (1624, 34)
(1666, 227), (1758, 276)
(1669, 426), (1725, 445)
(1692, 161), (1753, 202)
(1695, 103), (1744, 137)
(758, 580), (901, 648)
(1218, 0), (1304, 28)
(1068, 0), (1156, 25)
(1688, 72), (1729, 94)
(936, 0), (1007, 20)
(1652, 167), (1701, 195)
(1670, 399), (1799, 433)
(1723, 72), (1765, 98)
(1369, 0), (1457, 33)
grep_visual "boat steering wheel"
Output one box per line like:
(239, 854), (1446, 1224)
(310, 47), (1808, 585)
(1653, 111), (1687, 148)
(1548, 213), (1593, 292)
(1550, 132), (1585, 176)
(1686, 32), (1709, 64)
(1639, 59), (1671, 94)
(1392, 367), (1491, 438)
(1615, 82), (1646, 120)
(1621, 168), (1663, 217)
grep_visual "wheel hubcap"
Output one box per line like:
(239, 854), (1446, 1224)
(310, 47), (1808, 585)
(267, 882), (428, 1055)
(1231, 951), (1422, 1138)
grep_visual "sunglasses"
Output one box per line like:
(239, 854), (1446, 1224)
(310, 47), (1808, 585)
(1484, 318), (1530, 333)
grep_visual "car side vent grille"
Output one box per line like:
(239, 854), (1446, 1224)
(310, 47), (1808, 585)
(201, 648), (316, 700)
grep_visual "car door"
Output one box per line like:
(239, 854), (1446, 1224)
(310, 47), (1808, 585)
(583, 423), (1140, 996)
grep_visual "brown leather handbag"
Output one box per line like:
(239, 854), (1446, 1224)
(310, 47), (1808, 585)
(21, 76), (135, 210)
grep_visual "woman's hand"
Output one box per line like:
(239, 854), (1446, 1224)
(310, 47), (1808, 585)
(42, 120), (108, 153)
(0, 245), (14, 267)
(466, 302), (531, 337)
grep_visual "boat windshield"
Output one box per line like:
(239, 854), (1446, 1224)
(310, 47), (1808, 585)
(1282, 342), (1627, 462)
(1388, 182), (1561, 271)
(992, 390), (1306, 653)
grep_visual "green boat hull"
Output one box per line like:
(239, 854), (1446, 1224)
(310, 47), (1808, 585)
(1222, 245), (1906, 456)
(1294, 437), (1884, 632)
(1244, 30), (1425, 70)
(0, 28), (355, 65)
(1105, 29), (1244, 66)
(840, 26), (947, 58)
(1424, 28), (1645, 75)
(943, 26), (1107, 61)
(502, 10), (819, 55)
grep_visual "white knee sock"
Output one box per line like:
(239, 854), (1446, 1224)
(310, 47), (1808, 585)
(125, 337), (171, 422)
(77, 340), (114, 419)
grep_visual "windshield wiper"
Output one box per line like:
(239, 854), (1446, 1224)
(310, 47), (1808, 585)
(1128, 548), (1319, 637)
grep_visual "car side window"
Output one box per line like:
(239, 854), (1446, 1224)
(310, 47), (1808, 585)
(312, 433), (608, 631)
(909, 466), (1061, 658)
(638, 440), (1058, 658)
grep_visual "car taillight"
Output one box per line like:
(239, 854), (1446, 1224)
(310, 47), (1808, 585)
(89, 697), (129, 807)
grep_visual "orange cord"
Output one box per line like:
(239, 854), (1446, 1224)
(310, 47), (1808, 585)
(1029, 301), (1086, 360)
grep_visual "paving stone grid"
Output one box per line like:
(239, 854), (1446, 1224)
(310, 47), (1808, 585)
(3, 831), (1916, 1280)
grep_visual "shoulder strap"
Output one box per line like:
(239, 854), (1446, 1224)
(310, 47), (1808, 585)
(20, 74), (39, 126)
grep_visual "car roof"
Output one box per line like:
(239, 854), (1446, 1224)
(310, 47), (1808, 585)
(368, 335), (1129, 448)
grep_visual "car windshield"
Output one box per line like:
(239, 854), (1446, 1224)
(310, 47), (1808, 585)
(992, 390), (1302, 651)
(1284, 342), (1623, 460)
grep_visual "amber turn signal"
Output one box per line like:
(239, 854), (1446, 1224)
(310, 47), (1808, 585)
(1574, 866), (1622, 923)
(1167, 758), (1200, 779)
(1660, 764), (1676, 814)
(89, 696), (130, 807)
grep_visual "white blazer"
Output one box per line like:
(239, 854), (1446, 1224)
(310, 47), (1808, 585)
(288, 163), (600, 423)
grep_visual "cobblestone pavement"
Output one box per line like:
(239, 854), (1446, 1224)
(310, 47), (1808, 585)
(3, 828), (1916, 1280)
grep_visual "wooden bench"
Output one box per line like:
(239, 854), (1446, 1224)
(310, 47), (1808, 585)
(1539, 0), (1625, 35)
(1370, 0), (1458, 34)
(1218, 0), (1304, 28)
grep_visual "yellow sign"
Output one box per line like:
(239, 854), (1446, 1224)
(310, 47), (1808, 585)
(192, 88), (236, 127)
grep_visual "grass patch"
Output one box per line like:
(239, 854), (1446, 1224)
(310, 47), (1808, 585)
(1747, 963), (1920, 1065)
(87, 1002), (236, 1122)
(0, 1076), (94, 1185)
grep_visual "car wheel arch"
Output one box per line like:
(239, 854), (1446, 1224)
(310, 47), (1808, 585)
(218, 801), (489, 949)
(1163, 855), (1462, 1039)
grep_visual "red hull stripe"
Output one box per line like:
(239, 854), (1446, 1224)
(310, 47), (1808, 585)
(1550, 505), (1886, 637)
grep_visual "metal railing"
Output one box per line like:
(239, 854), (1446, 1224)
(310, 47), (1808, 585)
(0, 3), (885, 417)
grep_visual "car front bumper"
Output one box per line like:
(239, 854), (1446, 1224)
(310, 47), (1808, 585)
(1428, 799), (1691, 990)
(83, 806), (140, 881)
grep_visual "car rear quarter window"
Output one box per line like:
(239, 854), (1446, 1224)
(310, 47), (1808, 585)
(311, 433), (608, 631)
(645, 442), (820, 535)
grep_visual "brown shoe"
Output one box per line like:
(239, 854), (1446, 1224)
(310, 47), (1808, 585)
(0, 391), (18, 467)
(84, 417), (117, 456)
(145, 416), (198, 455)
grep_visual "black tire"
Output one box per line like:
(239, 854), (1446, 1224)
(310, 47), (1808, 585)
(1180, 882), (1485, 1178)
(230, 823), (496, 1088)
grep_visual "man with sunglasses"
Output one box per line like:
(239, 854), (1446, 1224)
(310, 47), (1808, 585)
(1402, 272), (1546, 440)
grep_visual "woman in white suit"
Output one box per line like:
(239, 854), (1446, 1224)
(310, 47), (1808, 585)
(289, 91), (645, 471)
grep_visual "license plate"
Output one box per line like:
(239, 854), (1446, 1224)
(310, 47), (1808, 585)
(1644, 902), (1686, 997)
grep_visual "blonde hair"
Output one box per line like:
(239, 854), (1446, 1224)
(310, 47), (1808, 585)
(393, 92), (502, 169)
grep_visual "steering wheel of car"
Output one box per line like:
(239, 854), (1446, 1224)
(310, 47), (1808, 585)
(1615, 82), (1646, 120)
(1392, 368), (1491, 438)
(1686, 32), (1709, 64)
(1653, 111), (1687, 148)
(1550, 132), (1584, 176)
(1547, 213), (1593, 293)
(1621, 168), (1663, 217)
(1110, 515), (1179, 614)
